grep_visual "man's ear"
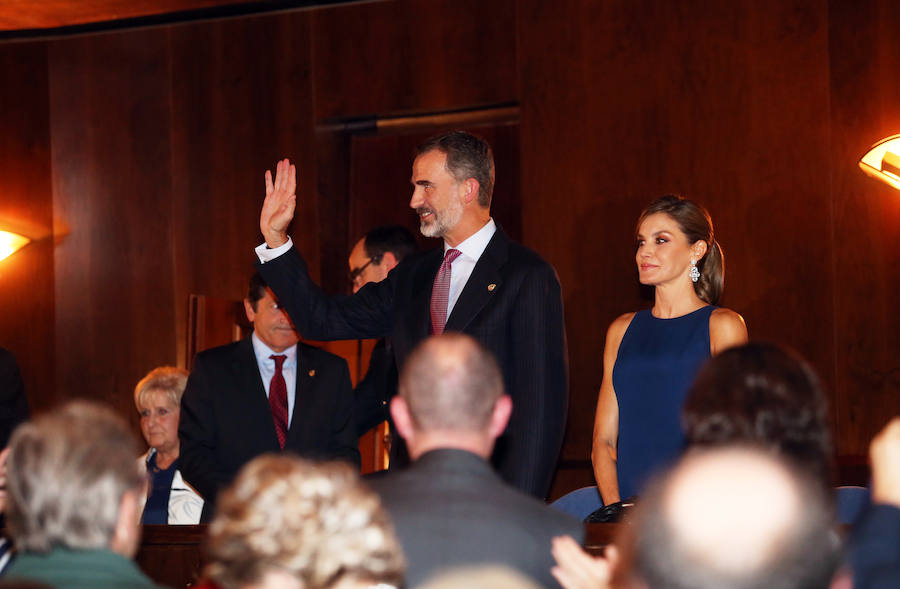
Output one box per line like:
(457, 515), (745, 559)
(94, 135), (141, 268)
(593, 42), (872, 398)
(390, 396), (415, 441)
(243, 298), (256, 323)
(459, 178), (480, 205)
(381, 251), (399, 272)
(488, 395), (513, 439)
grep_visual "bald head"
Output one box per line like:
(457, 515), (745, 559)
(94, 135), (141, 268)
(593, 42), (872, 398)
(398, 334), (505, 433)
(627, 446), (839, 589)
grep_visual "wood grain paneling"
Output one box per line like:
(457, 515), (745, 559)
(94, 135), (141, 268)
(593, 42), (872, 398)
(828, 0), (900, 454)
(0, 41), (56, 412)
(310, 0), (517, 120)
(48, 29), (176, 427)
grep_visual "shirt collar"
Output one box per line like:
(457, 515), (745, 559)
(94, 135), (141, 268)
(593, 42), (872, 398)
(444, 218), (496, 262)
(251, 331), (297, 365)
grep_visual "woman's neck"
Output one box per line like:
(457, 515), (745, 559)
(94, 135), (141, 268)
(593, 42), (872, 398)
(652, 283), (707, 318)
(154, 445), (179, 470)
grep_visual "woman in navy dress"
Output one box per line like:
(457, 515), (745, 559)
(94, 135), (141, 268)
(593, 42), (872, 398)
(592, 195), (748, 505)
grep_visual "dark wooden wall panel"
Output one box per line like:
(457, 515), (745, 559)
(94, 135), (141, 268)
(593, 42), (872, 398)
(310, 0), (517, 119)
(168, 12), (317, 365)
(47, 30), (177, 425)
(829, 0), (900, 454)
(0, 41), (56, 412)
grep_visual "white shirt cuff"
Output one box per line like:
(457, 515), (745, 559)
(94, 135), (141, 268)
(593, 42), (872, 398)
(255, 237), (293, 263)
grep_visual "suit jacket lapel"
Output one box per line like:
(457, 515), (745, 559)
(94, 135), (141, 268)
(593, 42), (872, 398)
(286, 344), (314, 447)
(232, 339), (281, 450)
(444, 230), (509, 333)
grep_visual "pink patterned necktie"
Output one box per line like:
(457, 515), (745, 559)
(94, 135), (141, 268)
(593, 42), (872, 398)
(430, 248), (462, 335)
(269, 354), (288, 449)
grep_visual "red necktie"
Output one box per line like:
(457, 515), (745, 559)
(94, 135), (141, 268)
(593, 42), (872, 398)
(269, 354), (288, 449)
(430, 248), (462, 335)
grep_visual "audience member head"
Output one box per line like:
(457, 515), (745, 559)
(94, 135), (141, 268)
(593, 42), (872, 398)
(391, 334), (511, 460)
(617, 445), (840, 589)
(349, 225), (417, 293)
(5, 401), (146, 557)
(637, 195), (723, 304)
(418, 565), (541, 589)
(206, 455), (404, 589)
(417, 131), (495, 208)
(244, 272), (299, 353)
(133, 366), (189, 456)
(683, 341), (833, 486)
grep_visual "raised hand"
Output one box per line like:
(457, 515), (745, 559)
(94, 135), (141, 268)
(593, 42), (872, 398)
(260, 158), (297, 248)
(551, 535), (618, 589)
(871, 417), (900, 508)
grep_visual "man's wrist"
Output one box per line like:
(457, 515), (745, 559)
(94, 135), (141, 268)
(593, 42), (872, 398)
(264, 232), (289, 249)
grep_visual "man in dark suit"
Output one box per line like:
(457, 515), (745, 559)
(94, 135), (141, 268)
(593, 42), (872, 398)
(368, 334), (582, 588)
(178, 273), (359, 520)
(0, 346), (29, 450)
(256, 131), (567, 498)
(347, 225), (416, 445)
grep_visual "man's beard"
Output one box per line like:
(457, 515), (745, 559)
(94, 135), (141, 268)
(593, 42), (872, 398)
(417, 198), (463, 238)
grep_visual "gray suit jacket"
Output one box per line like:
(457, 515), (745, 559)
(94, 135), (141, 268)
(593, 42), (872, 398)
(366, 449), (585, 588)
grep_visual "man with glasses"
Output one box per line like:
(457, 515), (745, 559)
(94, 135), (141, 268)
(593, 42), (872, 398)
(348, 226), (417, 468)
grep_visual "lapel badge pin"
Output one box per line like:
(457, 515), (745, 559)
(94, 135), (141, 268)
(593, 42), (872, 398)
(308, 369), (316, 377)
(488, 283), (497, 292)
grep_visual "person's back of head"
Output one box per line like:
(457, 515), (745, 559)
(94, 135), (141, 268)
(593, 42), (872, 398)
(619, 445), (840, 589)
(205, 454), (404, 589)
(5, 401), (145, 557)
(391, 334), (511, 459)
(682, 341), (833, 486)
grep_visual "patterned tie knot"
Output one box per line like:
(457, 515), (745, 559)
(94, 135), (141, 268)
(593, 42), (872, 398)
(270, 354), (287, 370)
(444, 248), (462, 265)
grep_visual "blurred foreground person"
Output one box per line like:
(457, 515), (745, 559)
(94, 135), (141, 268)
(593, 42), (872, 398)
(553, 446), (841, 589)
(203, 455), (404, 589)
(369, 334), (582, 588)
(4, 401), (165, 589)
(134, 366), (203, 524)
(850, 417), (900, 589)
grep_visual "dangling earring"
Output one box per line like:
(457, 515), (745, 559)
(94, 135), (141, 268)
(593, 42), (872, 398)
(689, 259), (700, 283)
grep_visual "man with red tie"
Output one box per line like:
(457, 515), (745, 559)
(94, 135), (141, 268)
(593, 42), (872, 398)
(255, 131), (568, 499)
(178, 273), (359, 521)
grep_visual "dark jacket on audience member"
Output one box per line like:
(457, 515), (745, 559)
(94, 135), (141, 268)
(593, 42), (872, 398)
(367, 448), (584, 588)
(851, 503), (900, 589)
(5, 547), (165, 589)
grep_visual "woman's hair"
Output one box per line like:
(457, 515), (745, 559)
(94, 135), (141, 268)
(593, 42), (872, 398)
(206, 455), (405, 589)
(682, 342), (833, 486)
(638, 195), (723, 304)
(133, 366), (189, 411)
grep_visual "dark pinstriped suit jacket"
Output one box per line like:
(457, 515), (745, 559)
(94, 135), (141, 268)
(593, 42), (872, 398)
(257, 228), (568, 498)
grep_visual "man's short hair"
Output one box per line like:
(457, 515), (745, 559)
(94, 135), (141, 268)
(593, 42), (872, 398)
(417, 130), (495, 207)
(363, 225), (417, 264)
(206, 455), (404, 589)
(399, 334), (504, 431)
(623, 446), (841, 589)
(6, 401), (144, 552)
(247, 272), (268, 311)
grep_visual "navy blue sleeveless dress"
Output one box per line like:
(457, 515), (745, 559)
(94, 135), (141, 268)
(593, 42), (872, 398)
(613, 305), (714, 499)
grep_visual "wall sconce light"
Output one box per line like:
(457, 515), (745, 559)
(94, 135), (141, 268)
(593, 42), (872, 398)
(0, 230), (30, 262)
(859, 135), (900, 191)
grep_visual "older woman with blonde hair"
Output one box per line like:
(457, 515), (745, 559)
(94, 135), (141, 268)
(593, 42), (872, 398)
(134, 366), (203, 524)
(204, 455), (405, 589)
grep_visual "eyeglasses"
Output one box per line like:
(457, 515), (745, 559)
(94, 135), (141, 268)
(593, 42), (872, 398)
(349, 256), (381, 286)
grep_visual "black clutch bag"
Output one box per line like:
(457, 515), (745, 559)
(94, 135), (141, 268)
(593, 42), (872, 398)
(585, 497), (637, 523)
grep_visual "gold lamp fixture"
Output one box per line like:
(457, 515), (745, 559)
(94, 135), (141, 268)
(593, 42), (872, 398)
(0, 230), (30, 262)
(859, 135), (900, 191)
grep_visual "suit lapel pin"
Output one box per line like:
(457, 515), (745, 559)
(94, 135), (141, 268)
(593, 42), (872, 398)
(488, 283), (497, 292)
(308, 369), (316, 377)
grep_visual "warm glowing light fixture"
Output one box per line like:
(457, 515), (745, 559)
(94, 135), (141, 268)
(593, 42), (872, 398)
(859, 135), (900, 191)
(0, 230), (30, 262)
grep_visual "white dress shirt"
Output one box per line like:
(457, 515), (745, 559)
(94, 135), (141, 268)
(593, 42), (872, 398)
(250, 331), (298, 426)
